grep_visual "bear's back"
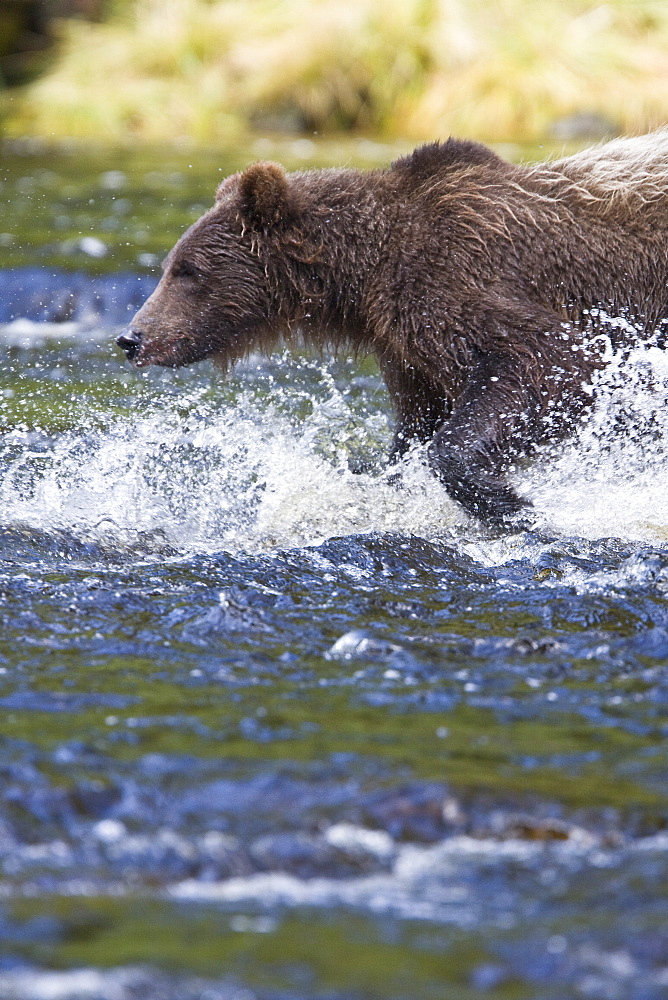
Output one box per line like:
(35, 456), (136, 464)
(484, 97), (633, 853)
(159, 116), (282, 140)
(391, 131), (668, 220)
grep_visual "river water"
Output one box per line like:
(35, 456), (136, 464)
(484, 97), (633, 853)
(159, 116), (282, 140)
(0, 138), (667, 1000)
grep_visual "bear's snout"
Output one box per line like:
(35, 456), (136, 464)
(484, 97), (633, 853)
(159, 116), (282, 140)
(116, 328), (142, 361)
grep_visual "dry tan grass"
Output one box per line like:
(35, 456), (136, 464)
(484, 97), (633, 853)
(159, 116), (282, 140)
(3, 0), (668, 144)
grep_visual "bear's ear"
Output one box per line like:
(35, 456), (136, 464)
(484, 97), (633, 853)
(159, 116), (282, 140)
(237, 162), (296, 231)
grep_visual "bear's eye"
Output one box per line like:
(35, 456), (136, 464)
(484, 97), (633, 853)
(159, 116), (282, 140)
(171, 259), (202, 280)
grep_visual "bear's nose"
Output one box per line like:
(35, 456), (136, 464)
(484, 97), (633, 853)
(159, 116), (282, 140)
(116, 328), (142, 360)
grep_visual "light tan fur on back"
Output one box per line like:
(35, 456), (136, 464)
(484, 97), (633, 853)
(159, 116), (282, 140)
(547, 128), (668, 204)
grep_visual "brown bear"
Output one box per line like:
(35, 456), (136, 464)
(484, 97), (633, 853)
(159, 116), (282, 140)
(118, 131), (668, 525)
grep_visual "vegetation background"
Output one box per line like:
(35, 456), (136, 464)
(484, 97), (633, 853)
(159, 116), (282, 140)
(1, 0), (667, 147)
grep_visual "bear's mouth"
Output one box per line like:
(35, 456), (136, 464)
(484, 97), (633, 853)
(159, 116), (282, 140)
(116, 329), (141, 361)
(115, 328), (215, 369)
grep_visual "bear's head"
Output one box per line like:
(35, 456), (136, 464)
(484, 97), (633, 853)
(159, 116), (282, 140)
(117, 162), (299, 369)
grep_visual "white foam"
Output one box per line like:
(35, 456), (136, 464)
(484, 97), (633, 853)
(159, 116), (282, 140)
(0, 968), (129, 1000)
(0, 968), (255, 1000)
(324, 822), (395, 860)
(169, 828), (614, 924)
(0, 320), (92, 344)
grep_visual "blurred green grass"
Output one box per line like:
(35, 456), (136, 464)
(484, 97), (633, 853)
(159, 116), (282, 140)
(1, 0), (668, 145)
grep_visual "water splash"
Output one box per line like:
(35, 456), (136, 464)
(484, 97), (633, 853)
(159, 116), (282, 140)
(0, 352), (461, 556)
(3, 330), (668, 559)
(525, 342), (668, 541)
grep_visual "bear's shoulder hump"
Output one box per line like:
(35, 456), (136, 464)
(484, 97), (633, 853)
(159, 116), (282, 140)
(391, 138), (505, 186)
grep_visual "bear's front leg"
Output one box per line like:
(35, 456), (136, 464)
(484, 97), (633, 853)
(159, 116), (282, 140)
(380, 358), (449, 464)
(426, 357), (542, 525)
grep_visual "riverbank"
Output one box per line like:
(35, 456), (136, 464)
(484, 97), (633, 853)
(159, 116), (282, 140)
(2, 0), (668, 145)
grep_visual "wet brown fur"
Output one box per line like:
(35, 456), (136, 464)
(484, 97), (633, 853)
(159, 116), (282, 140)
(122, 131), (668, 524)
